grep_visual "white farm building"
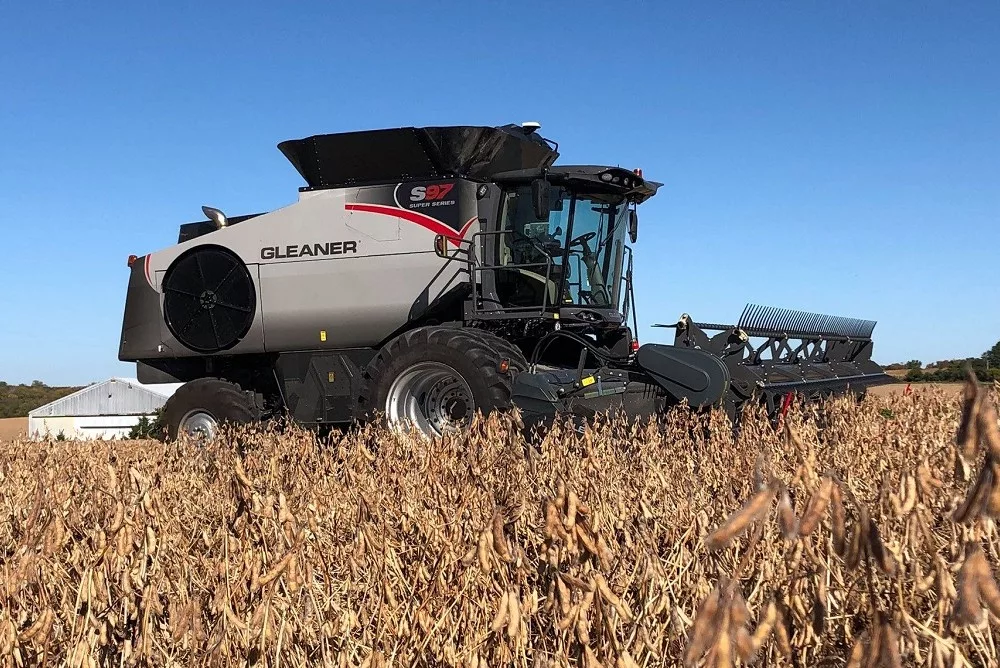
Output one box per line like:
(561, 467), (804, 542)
(28, 378), (181, 440)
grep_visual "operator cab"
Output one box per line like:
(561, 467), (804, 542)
(487, 165), (656, 329)
(496, 184), (623, 311)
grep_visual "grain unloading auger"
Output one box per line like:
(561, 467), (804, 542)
(116, 121), (892, 441)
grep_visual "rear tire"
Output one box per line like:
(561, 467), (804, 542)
(465, 328), (529, 374)
(161, 378), (259, 441)
(357, 326), (527, 438)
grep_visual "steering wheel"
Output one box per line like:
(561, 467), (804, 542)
(568, 231), (597, 247)
(510, 231), (560, 265)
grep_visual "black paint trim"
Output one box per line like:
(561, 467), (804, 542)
(277, 124), (558, 190)
(274, 349), (377, 425)
(178, 212), (266, 243)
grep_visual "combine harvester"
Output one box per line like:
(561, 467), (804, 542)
(117, 122), (891, 440)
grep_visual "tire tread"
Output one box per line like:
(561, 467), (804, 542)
(161, 378), (257, 441)
(356, 326), (528, 430)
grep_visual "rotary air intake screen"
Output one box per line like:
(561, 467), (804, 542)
(162, 247), (256, 353)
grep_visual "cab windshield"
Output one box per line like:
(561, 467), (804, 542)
(497, 184), (629, 309)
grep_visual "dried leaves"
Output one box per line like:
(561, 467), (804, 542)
(687, 375), (1000, 666)
(953, 371), (1000, 524)
(952, 542), (1000, 627)
(683, 582), (790, 667)
(0, 380), (999, 666)
(703, 462), (899, 578)
(846, 615), (903, 668)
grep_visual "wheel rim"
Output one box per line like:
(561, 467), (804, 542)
(178, 409), (218, 439)
(385, 361), (475, 437)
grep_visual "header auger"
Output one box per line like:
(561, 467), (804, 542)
(117, 122), (891, 441)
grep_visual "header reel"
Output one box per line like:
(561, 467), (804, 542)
(659, 302), (891, 421)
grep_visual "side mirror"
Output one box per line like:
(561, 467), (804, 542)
(628, 209), (638, 243)
(531, 179), (550, 220)
(202, 205), (229, 230)
(434, 234), (472, 264)
(433, 234), (449, 258)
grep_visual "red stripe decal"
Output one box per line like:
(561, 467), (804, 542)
(346, 203), (474, 246)
(458, 216), (476, 239)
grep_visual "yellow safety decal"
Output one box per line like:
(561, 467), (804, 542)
(581, 376), (595, 387)
(328, 371), (336, 383)
(320, 330), (327, 342)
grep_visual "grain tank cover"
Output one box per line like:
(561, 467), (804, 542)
(277, 124), (559, 189)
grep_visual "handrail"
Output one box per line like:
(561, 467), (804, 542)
(468, 229), (556, 317)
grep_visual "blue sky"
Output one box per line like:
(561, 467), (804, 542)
(1, 1), (997, 385)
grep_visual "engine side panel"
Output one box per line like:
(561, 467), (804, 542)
(259, 251), (467, 349)
(121, 178), (479, 360)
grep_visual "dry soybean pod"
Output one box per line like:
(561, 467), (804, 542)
(798, 475), (833, 536)
(705, 487), (776, 551)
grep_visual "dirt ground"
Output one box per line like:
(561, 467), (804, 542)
(0, 418), (27, 441)
(868, 382), (965, 398)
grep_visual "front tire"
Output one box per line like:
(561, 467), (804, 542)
(161, 378), (259, 441)
(357, 326), (526, 438)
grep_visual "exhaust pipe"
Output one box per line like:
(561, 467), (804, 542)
(202, 206), (229, 230)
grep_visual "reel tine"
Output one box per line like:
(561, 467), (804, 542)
(734, 304), (878, 340)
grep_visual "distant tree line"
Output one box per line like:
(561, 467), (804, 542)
(0, 381), (85, 418)
(886, 339), (1000, 383)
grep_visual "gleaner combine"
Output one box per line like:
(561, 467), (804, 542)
(117, 122), (891, 440)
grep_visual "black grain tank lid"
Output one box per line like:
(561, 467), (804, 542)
(277, 124), (559, 188)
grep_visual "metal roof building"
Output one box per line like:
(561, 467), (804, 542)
(28, 377), (182, 440)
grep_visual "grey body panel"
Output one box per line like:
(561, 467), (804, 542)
(119, 258), (165, 361)
(258, 251), (467, 350)
(120, 179), (478, 360)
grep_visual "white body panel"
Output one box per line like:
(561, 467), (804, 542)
(137, 179), (479, 356)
